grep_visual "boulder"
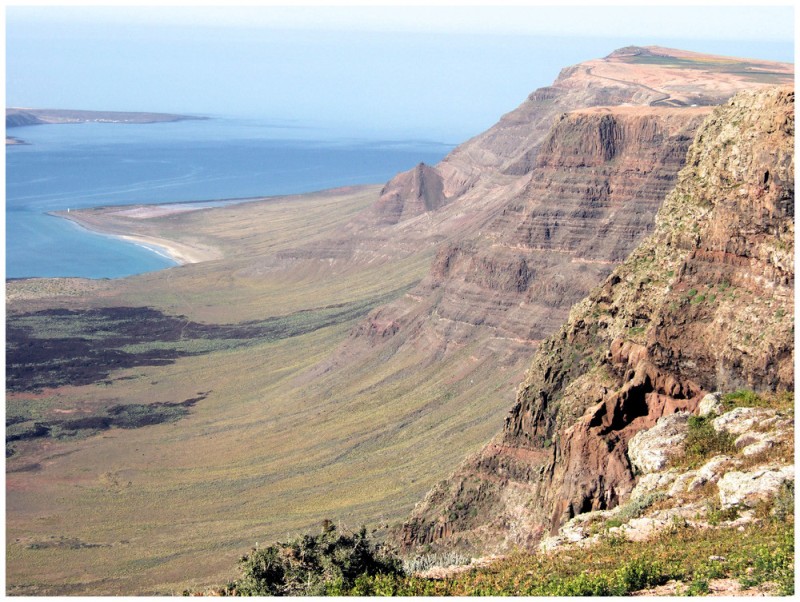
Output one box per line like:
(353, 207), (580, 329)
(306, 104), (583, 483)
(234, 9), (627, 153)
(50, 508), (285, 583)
(688, 455), (733, 491)
(717, 466), (795, 508)
(741, 439), (776, 457)
(669, 470), (699, 496)
(712, 407), (776, 436)
(631, 470), (680, 500)
(697, 392), (724, 416)
(617, 517), (669, 542)
(627, 412), (690, 474)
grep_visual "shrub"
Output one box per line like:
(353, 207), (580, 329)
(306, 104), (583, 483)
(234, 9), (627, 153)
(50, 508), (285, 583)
(772, 481), (794, 523)
(612, 557), (661, 593)
(618, 492), (666, 522)
(722, 389), (763, 408)
(682, 415), (735, 467)
(722, 389), (794, 413)
(685, 576), (710, 595)
(705, 497), (741, 526)
(230, 522), (402, 596)
(544, 557), (668, 596)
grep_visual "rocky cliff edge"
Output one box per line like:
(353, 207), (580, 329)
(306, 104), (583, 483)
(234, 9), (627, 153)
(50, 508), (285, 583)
(398, 85), (794, 554)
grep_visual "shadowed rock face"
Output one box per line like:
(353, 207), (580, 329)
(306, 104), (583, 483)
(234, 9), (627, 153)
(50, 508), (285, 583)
(373, 163), (447, 224)
(398, 86), (794, 555)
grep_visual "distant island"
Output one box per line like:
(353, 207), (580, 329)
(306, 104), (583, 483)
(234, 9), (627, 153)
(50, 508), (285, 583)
(6, 107), (208, 144)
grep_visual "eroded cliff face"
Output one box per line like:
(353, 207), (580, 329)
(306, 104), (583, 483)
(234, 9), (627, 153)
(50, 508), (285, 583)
(399, 86), (794, 554)
(373, 107), (711, 358)
(381, 45), (792, 217)
(343, 48), (791, 375)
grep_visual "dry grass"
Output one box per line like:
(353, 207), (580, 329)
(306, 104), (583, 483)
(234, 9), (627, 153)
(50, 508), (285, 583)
(6, 187), (520, 595)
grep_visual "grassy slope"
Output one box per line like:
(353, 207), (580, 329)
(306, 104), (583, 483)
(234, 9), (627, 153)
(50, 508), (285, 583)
(6, 187), (515, 594)
(341, 519), (793, 596)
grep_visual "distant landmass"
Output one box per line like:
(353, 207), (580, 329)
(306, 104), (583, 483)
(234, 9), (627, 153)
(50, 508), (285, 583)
(5, 108), (207, 144)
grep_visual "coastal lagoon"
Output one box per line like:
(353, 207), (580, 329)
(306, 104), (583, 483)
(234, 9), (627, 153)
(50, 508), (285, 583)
(6, 118), (451, 279)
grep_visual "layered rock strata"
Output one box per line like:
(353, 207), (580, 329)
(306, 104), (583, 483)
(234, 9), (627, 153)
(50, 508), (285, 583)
(362, 107), (711, 365)
(342, 48), (791, 375)
(399, 86), (794, 554)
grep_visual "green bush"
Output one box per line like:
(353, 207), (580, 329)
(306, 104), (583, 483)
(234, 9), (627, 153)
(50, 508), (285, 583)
(541, 557), (668, 596)
(682, 415), (735, 467)
(230, 522), (402, 596)
(772, 481), (794, 523)
(685, 576), (710, 595)
(614, 557), (669, 593)
(705, 497), (741, 526)
(722, 389), (763, 408)
(618, 492), (666, 523)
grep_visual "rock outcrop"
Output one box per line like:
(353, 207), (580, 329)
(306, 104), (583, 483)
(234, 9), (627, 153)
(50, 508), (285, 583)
(372, 162), (448, 224)
(398, 86), (794, 554)
(537, 393), (794, 555)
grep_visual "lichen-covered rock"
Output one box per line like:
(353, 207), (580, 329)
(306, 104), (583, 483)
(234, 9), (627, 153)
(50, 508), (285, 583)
(740, 438), (776, 457)
(688, 455), (733, 491)
(697, 392), (724, 416)
(713, 407), (778, 436)
(627, 413), (690, 474)
(631, 470), (680, 500)
(669, 470), (700, 496)
(538, 510), (613, 552)
(612, 517), (669, 542)
(717, 466), (795, 508)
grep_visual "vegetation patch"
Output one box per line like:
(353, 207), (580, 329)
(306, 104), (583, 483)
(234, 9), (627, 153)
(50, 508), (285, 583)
(721, 389), (793, 412)
(25, 536), (110, 551)
(207, 495), (793, 597)
(402, 551), (472, 574)
(5, 393), (210, 454)
(605, 491), (666, 529)
(7, 286), (414, 393)
(216, 522), (402, 596)
(677, 414), (736, 469)
(337, 520), (792, 596)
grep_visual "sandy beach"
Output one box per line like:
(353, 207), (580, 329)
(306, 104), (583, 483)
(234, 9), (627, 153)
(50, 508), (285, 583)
(54, 207), (223, 267)
(116, 233), (218, 265)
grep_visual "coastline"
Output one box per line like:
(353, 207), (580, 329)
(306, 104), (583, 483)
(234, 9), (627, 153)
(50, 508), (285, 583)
(115, 233), (214, 265)
(54, 210), (222, 267)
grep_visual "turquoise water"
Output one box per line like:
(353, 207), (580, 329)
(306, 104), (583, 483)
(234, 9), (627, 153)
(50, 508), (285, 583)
(6, 118), (451, 279)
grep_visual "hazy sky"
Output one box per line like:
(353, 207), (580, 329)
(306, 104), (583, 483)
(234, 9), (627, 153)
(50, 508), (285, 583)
(5, 4), (795, 140)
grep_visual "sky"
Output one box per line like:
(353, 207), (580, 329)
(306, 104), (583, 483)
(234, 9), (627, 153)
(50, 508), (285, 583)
(5, 3), (795, 141)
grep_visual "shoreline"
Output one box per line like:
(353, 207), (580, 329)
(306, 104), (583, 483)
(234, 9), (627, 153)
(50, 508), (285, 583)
(54, 210), (222, 268)
(115, 233), (214, 265)
(27, 184), (378, 281)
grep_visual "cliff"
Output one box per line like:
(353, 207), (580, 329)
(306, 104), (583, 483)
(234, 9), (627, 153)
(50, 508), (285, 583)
(399, 86), (794, 554)
(363, 107), (710, 358)
(381, 45), (792, 211)
(339, 48), (791, 378)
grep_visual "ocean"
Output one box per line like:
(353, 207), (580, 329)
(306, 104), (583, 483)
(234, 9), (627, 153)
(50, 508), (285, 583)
(6, 118), (452, 279)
